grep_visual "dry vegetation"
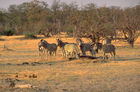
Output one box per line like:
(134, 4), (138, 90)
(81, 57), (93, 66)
(0, 35), (140, 92)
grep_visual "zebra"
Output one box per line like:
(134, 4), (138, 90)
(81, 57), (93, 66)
(38, 39), (57, 56)
(76, 38), (96, 56)
(63, 43), (80, 59)
(57, 39), (69, 48)
(94, 42), (102, 53)
(38, 41), (46, 56)
(102, 38), (116, 59)
(57, 39), (80, 58)
(103, 37), (112, 44)
(57, 39), (73, 56)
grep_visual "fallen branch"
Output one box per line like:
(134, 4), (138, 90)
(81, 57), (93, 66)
(14, 84), (38, 88)
(68, 55), (103, 60)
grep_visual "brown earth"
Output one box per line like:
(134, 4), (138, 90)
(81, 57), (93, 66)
(0, 35), (140, 92)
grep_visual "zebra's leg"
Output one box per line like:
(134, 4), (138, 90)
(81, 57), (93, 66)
(40, 49), (47, 59)
(62, 49), (65, 56)
(52, 51), (54, 56)
(82, 50), (86, 56)
(44, 50), (49, 59)
(66, 51), (71, 58)
(51, 51), (54, 56)
(113, 51), (116, 60)
(69, 52), (72, 58)
(73, 51), (76, 58)
(39, 51), (41, 56)
(103, 52), (106, 59)
(39, 51), (44, 59)
(54, 51), (56, 56)
(49, 51), (52, 56)
(71, 51), (74, 57)
(110, 51), (115, 60)
(90, 50), (93, 56)
(68, 52), (71, 58)
(110, 52), (113, 59)
(90, 50), (96, 57)
(75, 51), (79, 59)
(39, 46), (44, 56)
(65, 51), (68, 58)
(95, 49), (98, 53)
(63, 49), (66, 57)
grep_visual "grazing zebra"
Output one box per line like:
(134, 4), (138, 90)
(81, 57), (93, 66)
(38, 39), (57, 56)
(94, 42), (102, 53)
(57, 39), (73, 56)
(38, 41), (46, 56)
(57, 39), (80, 58)
(76, 38), (96, 56)
(102, 38), (115, 59)
(103, 37), (112, 44)
(57, 39), (69, 48)
(63, 43), (80, 58)
(57, 39), (68, 56)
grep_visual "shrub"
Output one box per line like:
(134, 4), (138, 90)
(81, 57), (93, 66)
(0, 29), (15, 36)
(24, 32), (37, 39)
(34, 30), (41, 35)
(66, 26), (73, 37)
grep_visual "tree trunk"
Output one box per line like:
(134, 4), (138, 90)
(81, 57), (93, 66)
(130, 42), (134, 48)
(42, 33), (51, 37)
(128, 39), (134, 48)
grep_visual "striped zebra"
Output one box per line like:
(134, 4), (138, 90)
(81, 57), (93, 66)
(76, 38), (96, 56)
(102, 38), (116, 59)
(57, 39), (80, 58)
(38, 39), (57, 56)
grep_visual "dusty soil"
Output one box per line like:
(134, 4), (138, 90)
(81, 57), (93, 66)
(0, 35), (140, 92)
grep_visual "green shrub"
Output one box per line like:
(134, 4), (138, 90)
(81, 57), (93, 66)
(0, 29), (15, 36)
(66, 26), (73, 37)
(24, 32), (37, 39)
(34, 29), (41, 35)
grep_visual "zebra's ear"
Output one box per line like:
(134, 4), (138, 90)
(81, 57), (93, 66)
(41, 39), (46, 43)
(90, 42), (95, 46)
(41, 39), (44, 42)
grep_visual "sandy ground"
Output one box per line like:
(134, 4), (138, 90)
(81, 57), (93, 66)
(0, 35), (140, 92)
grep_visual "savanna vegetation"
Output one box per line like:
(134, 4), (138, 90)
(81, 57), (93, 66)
(0, 0), (140, 47)
(0, 0), (140, 92)
(0, 35), (140, 92)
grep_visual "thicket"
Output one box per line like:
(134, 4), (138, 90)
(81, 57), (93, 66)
(0, 29), (15, 36)
(0, 0), (140, 47)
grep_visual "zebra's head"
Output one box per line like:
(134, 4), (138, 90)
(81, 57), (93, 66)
(76, 38), (83, 45)
(40, 39), (48, 47)
(57, 39), (64, 48)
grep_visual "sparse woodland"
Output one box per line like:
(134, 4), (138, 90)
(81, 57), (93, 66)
(0, 1), (140, 91)
(0, 0), (140, 47)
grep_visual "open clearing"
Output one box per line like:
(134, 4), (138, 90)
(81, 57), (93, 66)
(0, 35), (140, 92)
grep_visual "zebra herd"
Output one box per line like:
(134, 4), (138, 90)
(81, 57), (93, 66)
(38, 38), (116, 59)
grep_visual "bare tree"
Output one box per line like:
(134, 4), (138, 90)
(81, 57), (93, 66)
(116, 6), (140, 47)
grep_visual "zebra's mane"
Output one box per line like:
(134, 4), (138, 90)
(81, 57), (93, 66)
(57, 39), (65, 48)
(41, 39), (48, 46)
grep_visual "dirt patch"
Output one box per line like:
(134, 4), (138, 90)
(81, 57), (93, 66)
(0, 36), (140, 92)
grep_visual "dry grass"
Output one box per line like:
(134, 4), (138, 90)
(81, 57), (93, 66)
(0, 35), (140, 92)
